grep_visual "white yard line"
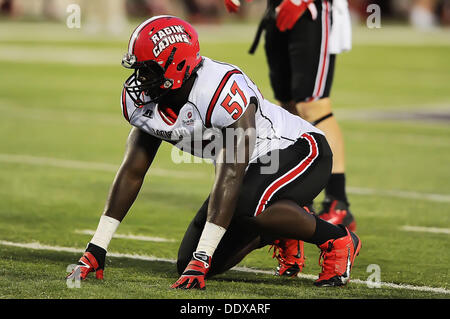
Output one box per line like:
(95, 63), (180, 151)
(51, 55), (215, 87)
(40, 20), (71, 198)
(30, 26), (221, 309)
(1, 153), (448, 202)
(0, 240), (175, 264)
(0, 44), (121, 66)
(335, 104), (450, 123)
(75, 229), (176, 242)
(0, 25), (448, 67)
(401, 225), (450, 235)
(0, 240), (448, 295)
(0, 23), (449, 46)
(233, 266), (450, 295)
(347, 186), (450, 203)
(0, 153), (209, 180)
(1, 153), (448, 204)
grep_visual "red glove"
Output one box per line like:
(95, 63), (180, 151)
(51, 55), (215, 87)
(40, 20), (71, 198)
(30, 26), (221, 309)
(224, 0), (253, 13)
(171, 251), (211, 289)
(276, 0), (313, 32)
(66, 243), (106, 281)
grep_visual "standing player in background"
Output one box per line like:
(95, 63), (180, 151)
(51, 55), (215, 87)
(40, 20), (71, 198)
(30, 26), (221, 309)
(225, 0), (356, 230)
(224, 0), (356, 275)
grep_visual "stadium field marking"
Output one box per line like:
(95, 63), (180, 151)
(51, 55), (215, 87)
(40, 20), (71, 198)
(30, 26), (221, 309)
(347, 186), (450, 203)
(400, 225), (450, 235)
(336, 104), (450, 126)
(75, 229), (176, 242)
(0, 240), (448, 295)
(0, 44), (121, 65)
(1, 22), (449, 46)
(0, 153), (210, 180)
(1, 153), (449, 203)
(0, 101), (123, 126)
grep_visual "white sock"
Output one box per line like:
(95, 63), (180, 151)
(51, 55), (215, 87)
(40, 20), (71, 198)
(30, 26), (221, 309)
(90, 215), (120, 251)
(196, 222), (227, 257)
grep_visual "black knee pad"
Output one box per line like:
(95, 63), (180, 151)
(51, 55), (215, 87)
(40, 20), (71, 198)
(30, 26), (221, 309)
(312, 112), (333, 126)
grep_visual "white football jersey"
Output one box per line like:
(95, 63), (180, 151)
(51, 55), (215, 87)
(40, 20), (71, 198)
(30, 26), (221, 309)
(120, 57), (324, 163)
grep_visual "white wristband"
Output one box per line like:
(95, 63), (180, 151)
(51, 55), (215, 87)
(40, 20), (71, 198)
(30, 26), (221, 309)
(90, 215), (120, 251)
(196, 221), (227, 257)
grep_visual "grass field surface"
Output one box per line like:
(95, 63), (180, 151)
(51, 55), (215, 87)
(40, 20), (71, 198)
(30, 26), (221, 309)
(0, 20), (449, 300)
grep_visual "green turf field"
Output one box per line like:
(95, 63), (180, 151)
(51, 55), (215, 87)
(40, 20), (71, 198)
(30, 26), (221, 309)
(0, 20), (449, 299)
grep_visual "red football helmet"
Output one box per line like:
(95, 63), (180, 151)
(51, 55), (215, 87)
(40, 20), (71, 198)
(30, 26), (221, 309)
(122, 15), (203, 105)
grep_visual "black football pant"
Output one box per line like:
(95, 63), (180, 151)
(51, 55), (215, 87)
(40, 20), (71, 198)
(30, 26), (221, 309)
(176, 132), (332, 276)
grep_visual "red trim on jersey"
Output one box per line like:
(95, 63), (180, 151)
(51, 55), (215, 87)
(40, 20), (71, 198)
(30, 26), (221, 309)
(254, 133), (319, 216)
(121, 88), (130, 122)
(205, 69), (242, 128)
(158, 107), (177, 125)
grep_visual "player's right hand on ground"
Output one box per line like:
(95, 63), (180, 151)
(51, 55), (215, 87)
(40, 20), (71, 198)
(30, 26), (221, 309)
(171, 251), (211, 289)
(224, 0), (252, 13)
(66, 243), (106, 280)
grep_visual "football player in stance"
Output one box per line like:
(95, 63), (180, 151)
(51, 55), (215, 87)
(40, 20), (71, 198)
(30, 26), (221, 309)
(66, 16), (360, 289)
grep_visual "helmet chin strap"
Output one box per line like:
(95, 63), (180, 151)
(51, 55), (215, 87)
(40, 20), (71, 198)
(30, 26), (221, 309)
(158, 72), (198, 111)
(150, 85), (172, 104)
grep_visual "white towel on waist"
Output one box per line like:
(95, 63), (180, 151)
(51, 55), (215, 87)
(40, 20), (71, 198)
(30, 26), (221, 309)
(329, 0), (352, 54)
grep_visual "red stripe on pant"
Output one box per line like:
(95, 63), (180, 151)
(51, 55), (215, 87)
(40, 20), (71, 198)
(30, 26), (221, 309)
(254, 133), (319, 216)
(308, 1), (331, 102)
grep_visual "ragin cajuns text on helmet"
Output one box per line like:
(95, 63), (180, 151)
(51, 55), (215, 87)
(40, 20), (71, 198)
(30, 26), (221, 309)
(122, 15), (203, 105)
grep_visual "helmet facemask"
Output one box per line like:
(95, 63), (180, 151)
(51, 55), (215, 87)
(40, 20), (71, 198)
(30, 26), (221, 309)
(122, 54), (173, 105)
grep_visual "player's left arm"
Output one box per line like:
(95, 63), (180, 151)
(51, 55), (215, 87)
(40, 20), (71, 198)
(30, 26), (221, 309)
(207, 103), (256, 228)
(172, 101), (256, 290)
